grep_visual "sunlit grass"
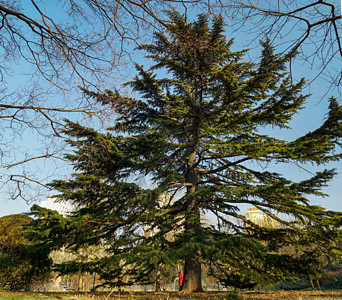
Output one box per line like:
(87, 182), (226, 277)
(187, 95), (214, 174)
(0, 292), (59, 299)
(1, 291), (342, 299)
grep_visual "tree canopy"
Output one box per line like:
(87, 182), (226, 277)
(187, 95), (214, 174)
(1, 1), (340, 205)
(31, 13), (342, 292)
(0, 214), (51, 290)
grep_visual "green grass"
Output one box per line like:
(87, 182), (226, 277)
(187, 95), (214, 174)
(0, 292), (61, 299)
(4, 291), (342, 300)
(0, 291), (249, 300)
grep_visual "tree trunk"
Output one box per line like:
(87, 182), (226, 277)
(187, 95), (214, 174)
(77, 273), (82, 292)
(181, 256), (203, 292)
(181, 149), (203, 293)
(155, 264), (161, 292)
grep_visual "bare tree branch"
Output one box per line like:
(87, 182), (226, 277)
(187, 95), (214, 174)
(218, 0), (342, 92)
(1, 0), (340, 204)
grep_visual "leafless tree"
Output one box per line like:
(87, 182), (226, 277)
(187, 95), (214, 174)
(217, 0), (341, 94)
(0, 0), (211, 201)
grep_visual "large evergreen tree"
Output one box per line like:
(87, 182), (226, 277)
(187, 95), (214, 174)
(31, 13), (342, 292)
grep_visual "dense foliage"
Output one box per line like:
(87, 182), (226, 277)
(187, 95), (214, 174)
(31, 13), (342, 292)
(0, 214), (51, 291)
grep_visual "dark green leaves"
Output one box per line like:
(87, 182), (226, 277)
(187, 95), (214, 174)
(30, 13), (342, 290)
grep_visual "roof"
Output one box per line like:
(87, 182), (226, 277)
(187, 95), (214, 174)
(247, 208), (260, 212)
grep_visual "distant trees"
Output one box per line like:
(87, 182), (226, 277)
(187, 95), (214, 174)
(31, 13), (342, 292)
(0, 214), (51, 290)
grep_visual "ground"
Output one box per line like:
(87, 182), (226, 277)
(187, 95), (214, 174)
(2, 291), (342, 299)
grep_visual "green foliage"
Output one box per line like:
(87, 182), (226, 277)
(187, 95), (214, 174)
(0, 215), (51, 291)
(277, 275), (342, 291)
(277, 278), (314, 291)
(31, 12), (342, 292)
(277, 264), (342, 291)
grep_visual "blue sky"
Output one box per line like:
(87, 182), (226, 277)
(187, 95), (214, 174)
(1, 1), (341, 217)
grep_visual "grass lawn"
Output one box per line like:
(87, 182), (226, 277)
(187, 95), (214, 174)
(0, 292), (58, 299)
(2, 291), (342, 299)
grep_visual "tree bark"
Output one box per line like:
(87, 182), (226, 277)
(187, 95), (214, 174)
(155, 264), (161, 292)
(181, 256), (203, 292)
(181, 150), (203, 293)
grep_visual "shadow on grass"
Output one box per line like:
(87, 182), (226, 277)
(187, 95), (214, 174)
(0, 291), (250, 300)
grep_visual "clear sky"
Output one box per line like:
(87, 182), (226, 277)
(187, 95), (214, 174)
(1, 1), (341, 217)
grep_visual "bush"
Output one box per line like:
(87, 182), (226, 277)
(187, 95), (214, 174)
(0, 214), (51, 291)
